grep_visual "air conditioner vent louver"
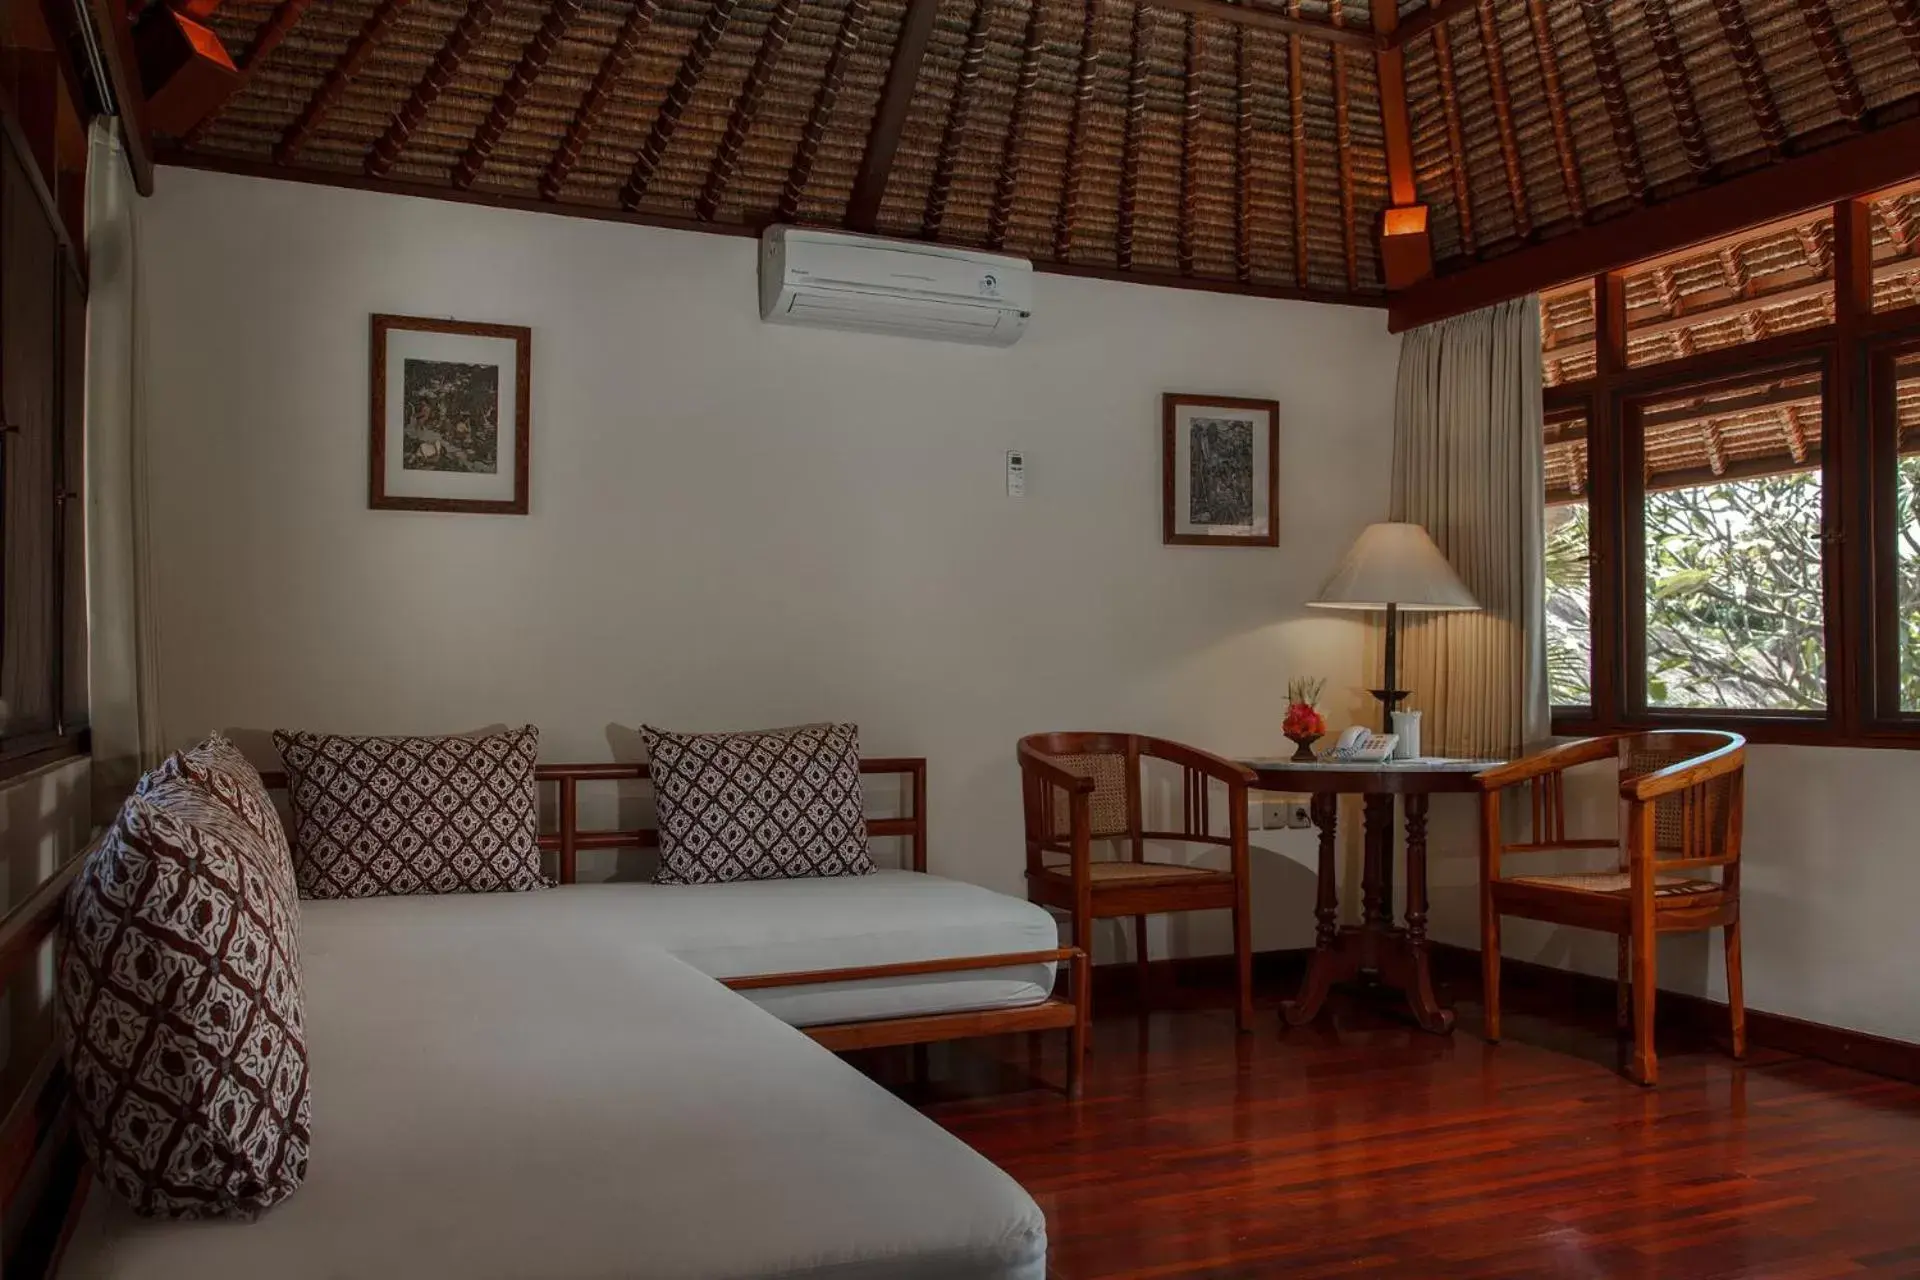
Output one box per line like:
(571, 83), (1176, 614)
(758, 226), (1032, 348)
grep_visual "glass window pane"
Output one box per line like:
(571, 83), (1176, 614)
(1872, 183), (1920, 315)
(1638, 375), (1827, 712)
(1544, 408), (1590, 706)
(1896, 353), (1920, 711)
(1542, 282), (1595, 388)
(1623, 211), (1835, 370)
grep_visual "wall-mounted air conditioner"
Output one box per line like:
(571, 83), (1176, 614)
(758, 226), (1032, 348)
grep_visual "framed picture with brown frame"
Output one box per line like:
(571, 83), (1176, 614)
(370, 314), (531, 514)
(1162, 393), (1280, 546)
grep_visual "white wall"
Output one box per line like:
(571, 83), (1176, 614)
(135, 167), (1402, 960)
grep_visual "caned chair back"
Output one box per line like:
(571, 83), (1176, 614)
(1616, 732), (1744, 868)
(1019, 733), (1141, 850)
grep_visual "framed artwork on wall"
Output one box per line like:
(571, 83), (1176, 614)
(370, 314), (531, 514)
(1162, 393), (1279, 546)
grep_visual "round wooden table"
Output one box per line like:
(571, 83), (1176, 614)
(1242, 759), (1492, 1034)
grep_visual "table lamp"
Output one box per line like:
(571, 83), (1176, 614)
(1308, 522), (1478, 728)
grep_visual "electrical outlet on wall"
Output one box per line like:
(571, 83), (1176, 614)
(1258, 798), (1292, 829)
(1284, 801), (1312, 829)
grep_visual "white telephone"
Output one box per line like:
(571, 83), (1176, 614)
(1327, 726), (1399, 763)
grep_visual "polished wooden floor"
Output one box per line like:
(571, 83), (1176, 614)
(860, 978), (1920, 1279)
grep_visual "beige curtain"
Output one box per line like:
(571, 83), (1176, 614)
(85, 119), (163, 818)
(1389, 297), (1548, 761)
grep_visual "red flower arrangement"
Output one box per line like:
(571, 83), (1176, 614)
(1283, 677), (1327, 761)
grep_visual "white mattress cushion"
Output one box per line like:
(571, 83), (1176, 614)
(62, 896), (1048, 1280)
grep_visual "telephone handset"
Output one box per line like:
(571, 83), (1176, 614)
(1327, 726), (1399, 763)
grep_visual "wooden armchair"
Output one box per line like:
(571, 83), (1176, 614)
(1476, 731), (1746, 1085)
(1017, 733), (1256, 1037)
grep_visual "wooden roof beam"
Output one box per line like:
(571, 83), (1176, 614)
(1640, 380), (1822, 430)
(1234, 26), (1253, 284)
(847, 0), (939, 232)
(778, 0), (869, 224)
(1119, 4), (1148, 270)
(1179, 15), (1199, 275)
(1394, 0), (1475, 46)
(1796, 0), (1867, 124)
(1331, 9), (1357, 290)
(82, 0), (154, 193)
(1287, 2), (1308, 285)
(1053, 0), (1099, 260)
(1888, 0), (1920, 62)
(1709, 0), (1787, 154)
(182, 0), (315, 146)
(1474, 0), (1531, 239)
(988, 0), (1047, 251)
(620, 0), (738, 210)
(1388, 116), (1920, 331)
(1575, 0), (1644, 201)
(1428, 0), (1474, 253)
(923, 0), (992, 239)
(1370, 0), (1416, 208)
(697, 0), (800, 220)
(1146, 0), (1376, 50)
(455, 0), (583, 190)
(541, 0), (658, 201)
(276, 0), (410, 165)
(1641, 0), (1714, 179)
(366, 0), (504, 178)
(1523, 0), (1583, 221)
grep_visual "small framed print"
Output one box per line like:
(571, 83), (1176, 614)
(371, 314), (531, 514)
(1162, 393), (1279, 546)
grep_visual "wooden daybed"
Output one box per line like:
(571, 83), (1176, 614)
(0, 757), (1083, 1280)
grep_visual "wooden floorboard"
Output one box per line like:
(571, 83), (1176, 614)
(852, 972), (1920, 1278)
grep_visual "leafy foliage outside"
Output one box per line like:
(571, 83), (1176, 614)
(1544, 462), (1920, 713)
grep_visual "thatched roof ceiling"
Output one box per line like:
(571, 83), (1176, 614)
(164, 0), (1920, 305)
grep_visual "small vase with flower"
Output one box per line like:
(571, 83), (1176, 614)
(1283, 677), (1328, 763)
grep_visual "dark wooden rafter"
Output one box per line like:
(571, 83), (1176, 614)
(1148, 0), (1375, 49)
(1574, 0), (1643, 202)
(1888, 0), (1920, 62)
(778, 0), (870, 223)
(1330, 5), (1356, 291)
(183, 0), (314, 146)
(541, 0), (659, 201)
(1709, 0), (1787, 153)
(1053, 0), (1100, 260)
(1795, 0), (1866, 124)
(1428, 1), (1474, 254)
(1640, 0), (1714, 179)
(1234, 26), (1253, 284)
(697, 0), (801, 220)
(847, 0), (939, 232)
(277, 0), (411, 165)
(988, 0), (1048, 251)
(1474, 0), (1531, 239)
(1394, 0), (1475, 46)
(924, 0), (994, 239)
(620, 0), (739, 210)
(1287, 0), (1308, 285)
(1178, 15), (1200, 275)
(1119, 3), (1149, 269)
(366, 0), (504, 178)
(454, 0), (584, 190)
(1522, 0), (1584, 221)
(1369, 0), (1416, 208)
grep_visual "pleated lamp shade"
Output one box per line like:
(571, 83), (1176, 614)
(1308, 522), (1478, 613)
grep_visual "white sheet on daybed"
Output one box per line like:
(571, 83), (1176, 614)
(61, 894), (1049, 1280)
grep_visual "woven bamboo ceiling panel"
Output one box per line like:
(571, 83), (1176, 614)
(171, 0), (1920, 302)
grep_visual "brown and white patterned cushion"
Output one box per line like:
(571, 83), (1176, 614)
(137, 733), (297, 909)
(272, 727), (549, 899)
(642, 723), (874, 885)
(59, 783), (311, 1219)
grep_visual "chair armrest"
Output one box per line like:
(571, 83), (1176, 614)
(1139, 737), (1257, 790)
(1621, 735), (1745, 801)
(1476, 737), (1618, 791)
(1016, 742), (1096, 795)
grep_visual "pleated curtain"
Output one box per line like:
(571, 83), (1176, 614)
(85, 119), (165, 819)
(1389, 297), (1549, 761)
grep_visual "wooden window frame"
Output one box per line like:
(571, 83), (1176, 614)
(1548, 197), (1920, 749)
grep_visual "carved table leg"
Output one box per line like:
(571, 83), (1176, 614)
(1281, 793), (1343, 1027)
(1371, 794), (1395, 928)
(1400, 793), (1455, 1034)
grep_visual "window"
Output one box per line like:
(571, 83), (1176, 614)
(1630, 371), (1826, 714)
(1541, 185), (1920, 747)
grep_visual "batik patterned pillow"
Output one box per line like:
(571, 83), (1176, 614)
(136, 733), (297, 909)
(272, 727), (549, 899)
(59, 784), (311, 1219)
(642, 723), (874, 885)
